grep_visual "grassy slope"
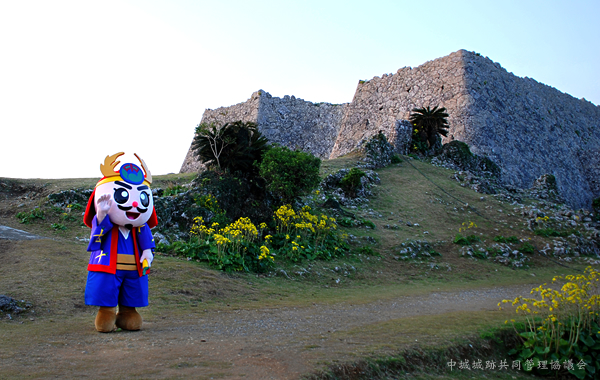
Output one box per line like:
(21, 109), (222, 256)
(0, 159), (591, 379)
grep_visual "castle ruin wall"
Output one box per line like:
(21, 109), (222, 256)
(331, 50), (469, 158)
(331, 49), (599, 208)
(180, 50), (599, 209)
(257, 92), (346, 159)
(179, 91), (261, 173)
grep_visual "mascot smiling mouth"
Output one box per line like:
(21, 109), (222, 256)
(126, 211), (140, 220)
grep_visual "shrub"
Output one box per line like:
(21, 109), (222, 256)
(192, 120), (269, 174)
(51, 223), (67, 230)
(454, 221), (479, 245)
(437, 141), (500, 177)
(518, 242), (535, 255)
(494, 235), (520, 244)
(259, 146), (321, 204)
(453, 234), (481, 245)
(183, 216), (273, 272)
(161, 204), (347, 271)
(271, 205), (345, 262)
(499, 267), (600, 379)
(321, 168), (380, 203)
(535, 228), (579, 238)
(16, 208), (45, 224)
(192, 170), (271, 225)
(363, 220), (376, 229)
(339, 168), (366, 197)
(409, 106), (449, 154)
(592, 197), (600, 221)
(163, 184), (187, 197)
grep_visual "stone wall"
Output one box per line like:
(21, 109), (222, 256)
(257, 92), (347, 159)
(179, 91), (262, 173)
(329, 49), (600, 209)
(457, 51), (600, 209)
(331, 50), (470, 157)
(180, 50), (600, 209)
(180, 90), (346, 173)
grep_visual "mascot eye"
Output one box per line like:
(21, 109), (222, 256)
(114, 188), (129, 204)
(140, 191), (150, 207)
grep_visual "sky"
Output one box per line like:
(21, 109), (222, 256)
(1, 0), (598, 179)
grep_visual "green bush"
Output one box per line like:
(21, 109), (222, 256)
(259, 146), (321, 204)
(518, 242), (535, 254)
(192, 170), (271, 225)
(494, 235), (520, 244)
(163, 185), (187, 196)
(453, 234), (480, 245)
(363, 219), (376, 229)
(358, 246), (378, 256)
(535, 228), (580, 238)
(51, 223), (67, 230)
(192, 120), (269, 174)
(16, 208), (45, 224)
(592, 197), (600, 221)
(340, 168), (366, 197)
(501, 268), (600, 379)
(409, 106), (449, 154)
(160, 205), (347, 272)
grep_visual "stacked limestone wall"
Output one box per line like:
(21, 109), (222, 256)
(331, 50), (470, 157)
(257, 92), (346, 158)
(179, 91), (262, 173)
(180, 90), (346, 173)
(457, 51), (600, 209)
(330, 49), (600, 209)
(180, 49), (600, 209)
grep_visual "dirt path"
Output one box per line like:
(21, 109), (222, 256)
(1, 284), (531, 380)
(0, 225), (47, 240)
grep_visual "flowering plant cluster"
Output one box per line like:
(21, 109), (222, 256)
(271, 205), (346, 262)
(499, 266), (600, 379)
(164, 203), (347, 272)
(187, 215), (272, 272)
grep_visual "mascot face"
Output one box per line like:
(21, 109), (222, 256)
(84, 152), (157, 229)
(95, 178), (153, 228)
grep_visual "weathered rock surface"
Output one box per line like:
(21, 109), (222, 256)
(180, 49), (600, 209)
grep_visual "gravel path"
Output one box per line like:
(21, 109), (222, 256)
(179, 286), (529, 339)
(0, 225), (46, 240)
(0, 284), (532, 380)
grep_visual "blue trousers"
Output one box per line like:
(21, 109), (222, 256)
(85, 270), (149, 307)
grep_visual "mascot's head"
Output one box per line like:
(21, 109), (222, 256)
(84, 152), (158, 229)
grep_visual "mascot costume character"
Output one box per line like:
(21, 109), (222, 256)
(83, 152), (158, 332)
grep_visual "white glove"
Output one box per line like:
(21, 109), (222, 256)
(140, 249), (154, 267)
(96, 194), (112, 223)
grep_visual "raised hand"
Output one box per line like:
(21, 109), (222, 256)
(96, 193), (112, 223)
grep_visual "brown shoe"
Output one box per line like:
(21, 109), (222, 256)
(95, 306), (117, 332)
(116, 305), (143, 331)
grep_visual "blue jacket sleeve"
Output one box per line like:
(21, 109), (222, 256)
(137, 224), (156, 252)
(87, 215), (114, 252)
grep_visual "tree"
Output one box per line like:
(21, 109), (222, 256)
(409, 106), (450, 153)
(192, 121), (269, 174)
(258, 146), (321, 204)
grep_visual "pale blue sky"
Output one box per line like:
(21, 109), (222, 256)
(1, 0), (598, 178)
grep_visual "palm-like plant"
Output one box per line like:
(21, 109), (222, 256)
(409, 106), (450, 152)
(192, 121), (269, 174)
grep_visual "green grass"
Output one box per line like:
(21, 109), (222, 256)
(0, 157), (594, 379)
